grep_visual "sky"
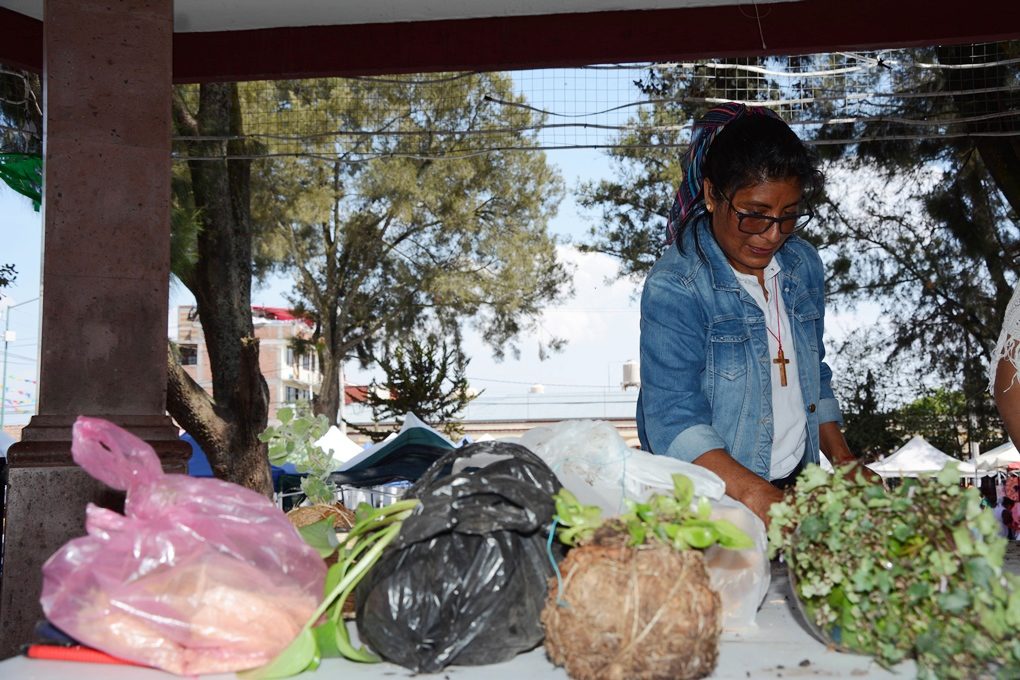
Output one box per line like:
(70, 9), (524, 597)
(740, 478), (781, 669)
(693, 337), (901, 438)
(0, 185), (42, 427)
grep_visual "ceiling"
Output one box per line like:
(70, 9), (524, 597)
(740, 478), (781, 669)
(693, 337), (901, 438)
(1, 0), (1018, 82)
(0, 0), (787, 32)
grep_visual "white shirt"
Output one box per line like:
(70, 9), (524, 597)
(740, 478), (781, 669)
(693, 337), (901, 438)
(731, 260), (808, 480)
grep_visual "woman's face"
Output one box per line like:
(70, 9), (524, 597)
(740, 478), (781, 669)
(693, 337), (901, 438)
(704, 176), (804, 281)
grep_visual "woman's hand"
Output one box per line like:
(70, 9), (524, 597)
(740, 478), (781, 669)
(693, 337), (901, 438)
(739, 477), (785, 527)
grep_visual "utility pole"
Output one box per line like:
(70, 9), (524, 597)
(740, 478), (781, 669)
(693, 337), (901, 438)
(0, 297), (38, 430)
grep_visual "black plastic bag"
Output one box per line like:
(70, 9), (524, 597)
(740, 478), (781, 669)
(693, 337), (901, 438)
(354, 440), (562, 672)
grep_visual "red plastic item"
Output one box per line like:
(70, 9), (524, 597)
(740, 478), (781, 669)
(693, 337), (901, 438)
(26, 644), (141, 666)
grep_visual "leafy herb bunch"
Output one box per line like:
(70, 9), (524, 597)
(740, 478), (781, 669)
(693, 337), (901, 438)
(768, 464), (1020, 679)
(260, 406), (335, 505)
(554, 473), (753, 551)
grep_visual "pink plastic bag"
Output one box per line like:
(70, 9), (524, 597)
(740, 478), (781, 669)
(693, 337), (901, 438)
(40, 417), (326, 675)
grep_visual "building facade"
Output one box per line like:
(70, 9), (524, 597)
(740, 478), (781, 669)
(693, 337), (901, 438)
(175, 305), (322, 421)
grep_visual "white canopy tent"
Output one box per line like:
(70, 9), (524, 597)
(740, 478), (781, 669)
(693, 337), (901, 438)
(957, 441), (1020, 477)
(866, 435), (963, 478)
(313, 425), (365, 467)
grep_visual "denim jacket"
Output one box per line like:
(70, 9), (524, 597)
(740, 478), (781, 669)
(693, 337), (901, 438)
(636, 216), (842, 479)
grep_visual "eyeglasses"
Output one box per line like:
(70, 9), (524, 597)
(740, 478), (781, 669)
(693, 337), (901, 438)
(719, 191), (814, 235)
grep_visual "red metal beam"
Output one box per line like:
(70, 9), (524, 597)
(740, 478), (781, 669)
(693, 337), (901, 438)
(0, 7), (43, 72)
(3, 1), (1020, 81)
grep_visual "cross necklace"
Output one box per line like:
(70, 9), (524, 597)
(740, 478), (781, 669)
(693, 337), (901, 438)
(764, 277), (790, 387)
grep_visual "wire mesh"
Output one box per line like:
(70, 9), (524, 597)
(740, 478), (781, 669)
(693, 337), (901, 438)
(3, 41), (1019, 160)
(167, 40), (1020, 163)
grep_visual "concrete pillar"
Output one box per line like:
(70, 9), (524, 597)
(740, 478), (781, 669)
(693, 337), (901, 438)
(0, 0), (188, 657)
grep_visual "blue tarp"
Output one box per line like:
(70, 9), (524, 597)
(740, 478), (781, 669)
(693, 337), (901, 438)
(181, 432), (296, 489)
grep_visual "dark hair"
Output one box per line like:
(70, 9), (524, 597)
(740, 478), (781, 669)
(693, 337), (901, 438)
(702, 114), (823, 204)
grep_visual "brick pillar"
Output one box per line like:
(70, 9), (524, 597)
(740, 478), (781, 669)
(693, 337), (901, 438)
(0, 0), (188, 657)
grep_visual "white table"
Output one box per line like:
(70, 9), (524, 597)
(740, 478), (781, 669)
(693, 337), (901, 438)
(0, 562), (915, 680)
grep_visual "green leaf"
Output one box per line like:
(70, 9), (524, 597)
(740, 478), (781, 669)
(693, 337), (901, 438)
(312, 621), (342, 659)
(239, 628), (318, 679)
(1006, 588), (1020, 627)
(938, 589), (971, 614)
(671, 473), (693, 507)
(677, 523), (715, 549)
(323, 561), (343, 598)
(799, 514), (826, 541)
(709, 519), (754, 550)
(332, 615), (379, 663)
(278, 407), (294, 424)
(936, 463), (961, 486)
(297, 517), (340, 558)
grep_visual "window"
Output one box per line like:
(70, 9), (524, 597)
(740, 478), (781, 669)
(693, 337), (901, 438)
(285, 386), (301, 403)
(180, 344), (198, 366)
(286, 347), (295, 366)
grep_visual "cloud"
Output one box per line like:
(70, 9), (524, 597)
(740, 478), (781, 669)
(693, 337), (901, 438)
(538, 245), (641, 343)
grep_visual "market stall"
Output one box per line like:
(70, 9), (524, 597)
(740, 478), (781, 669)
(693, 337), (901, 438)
(11, 417), (1015, 680)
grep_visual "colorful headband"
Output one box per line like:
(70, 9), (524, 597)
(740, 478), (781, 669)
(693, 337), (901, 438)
(664, 102), (782, 246)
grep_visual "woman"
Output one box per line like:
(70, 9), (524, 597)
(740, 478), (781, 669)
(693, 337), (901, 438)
(637, 103), (857, 526)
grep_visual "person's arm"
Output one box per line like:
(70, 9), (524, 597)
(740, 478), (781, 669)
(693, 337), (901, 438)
(638, 270), (727, 459)
(993, 357), (1020, 446)
(693, 449), (783, 527)
(819, 420), (854, 465)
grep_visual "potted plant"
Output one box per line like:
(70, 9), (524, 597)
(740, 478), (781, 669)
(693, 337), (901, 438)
(541, 474), (752, 680)
(260, 407), (355, 534)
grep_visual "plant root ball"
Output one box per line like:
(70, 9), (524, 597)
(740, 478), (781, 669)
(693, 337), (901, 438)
(542, 544), (721, 680)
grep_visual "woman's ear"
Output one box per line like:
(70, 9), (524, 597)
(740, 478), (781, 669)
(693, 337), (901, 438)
(703, 178), (715, 213)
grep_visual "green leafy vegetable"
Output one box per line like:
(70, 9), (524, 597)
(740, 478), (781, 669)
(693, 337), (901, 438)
(241, 499), (420, 678)
(552, 473), (753, 552)
(769, 464), (1020, 679)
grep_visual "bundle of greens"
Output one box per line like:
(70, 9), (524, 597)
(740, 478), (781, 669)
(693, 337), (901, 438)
(768, 464), (1020, 679)
(260, 407), (335, 506)
(242, 499), (419, 679)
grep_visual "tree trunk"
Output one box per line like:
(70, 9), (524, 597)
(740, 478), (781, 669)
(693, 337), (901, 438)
(314, 347), (342, 424)
(167, 82), (272, 495)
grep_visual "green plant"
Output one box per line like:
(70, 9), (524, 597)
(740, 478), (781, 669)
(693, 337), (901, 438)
(552, 473), (753, 551)
(242, 499), (420, 678)
(768, 464), (1020, 679)
(259, 406), (334, 505)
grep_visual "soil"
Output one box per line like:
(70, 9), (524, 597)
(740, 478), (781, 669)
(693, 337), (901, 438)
(542, 533), (721, 680)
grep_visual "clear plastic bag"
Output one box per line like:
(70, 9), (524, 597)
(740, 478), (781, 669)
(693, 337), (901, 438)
(516, 419), (726, 513)
(40, 417), (326, 675)
(516, 419), (769, 629)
